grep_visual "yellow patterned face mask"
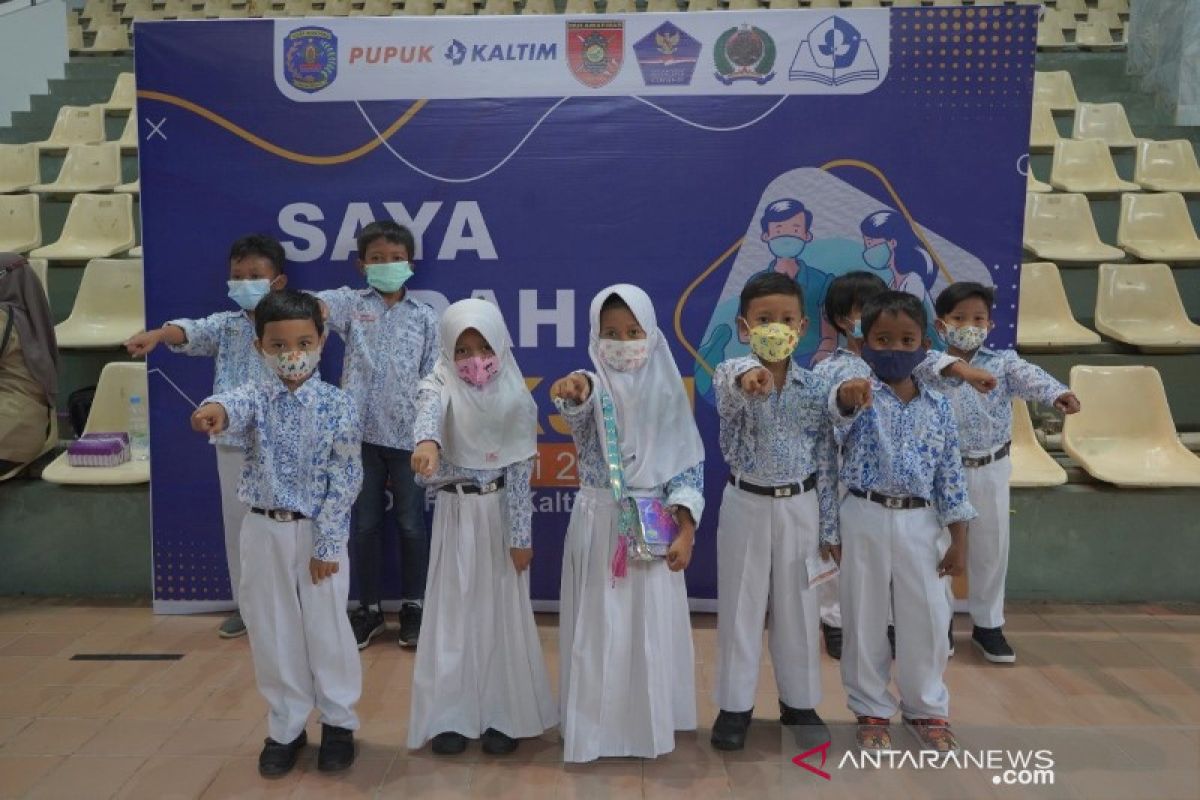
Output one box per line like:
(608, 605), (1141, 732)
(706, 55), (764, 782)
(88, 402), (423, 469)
(747, 322), (800, 363)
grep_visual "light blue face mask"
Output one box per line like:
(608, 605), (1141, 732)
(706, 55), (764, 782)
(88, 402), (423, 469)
(365, 261), (413, 294)
(227, 278), (273, 311)
(862, 242), (892, 271)
(767, 235), (807, 260)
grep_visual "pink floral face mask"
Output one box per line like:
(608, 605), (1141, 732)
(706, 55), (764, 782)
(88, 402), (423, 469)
(597, 338), (650, 372)
(456, 354), (500, 388)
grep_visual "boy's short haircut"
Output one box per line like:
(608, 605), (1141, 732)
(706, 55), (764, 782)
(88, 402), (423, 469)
(934, 281), (996, 318)
(823, 270), (888, 330)
(229, 234), (285, 274)
(860, 290), (927, 338)
(738, 271), (806, 319)
(357, 220), (415, 260)
(759, 198), (813, 232)
(254, 289), (325, 339)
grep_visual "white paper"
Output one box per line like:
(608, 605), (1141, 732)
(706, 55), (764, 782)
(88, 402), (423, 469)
(806, 552), (839, 590)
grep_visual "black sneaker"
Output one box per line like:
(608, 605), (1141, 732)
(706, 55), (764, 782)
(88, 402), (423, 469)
(431, 731), (468, 755)
(317, 724), (355, 772)
(948, 622), (956, 658)
(481, 727), (519, 755)
(258, 731), (306, 777)
(821, 623), (843, 661)
(398, 602), (422, 648)
(972, 625), (1016, 664)
(887, 625), (896, 660)
(349, 607), (385, 650)
(710, 708), (753, 751)
(780, 702), (828, 752)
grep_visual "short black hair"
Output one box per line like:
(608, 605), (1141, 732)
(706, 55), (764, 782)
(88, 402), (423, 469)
(254, 289), (324, 339)
(229, 234), (285, 274)
(738, 272), (805, 319)
(823, 271), (888, 331)
(860, 290), (927, 338)
(934, 281), (995, 318)
(357, 220), (415, 260)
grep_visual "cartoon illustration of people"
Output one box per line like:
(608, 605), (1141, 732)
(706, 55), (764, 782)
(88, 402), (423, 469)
(859, 210), (940, 334)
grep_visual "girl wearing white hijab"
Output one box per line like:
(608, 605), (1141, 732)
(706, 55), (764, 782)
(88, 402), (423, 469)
(406, 299), (556, 757)
(550, 284), (706, 763)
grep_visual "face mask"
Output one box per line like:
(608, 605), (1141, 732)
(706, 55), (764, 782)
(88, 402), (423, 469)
(747, 322), (799, 363)
(861, 345), (927, 383)
(862, 242), (892, 271)
(767, 235), (807, 260)
(456, 354), (499, 388)
(941, 323), (989, 352)
(227, 278), (273, 311)
(365, 261), (413, 293)
(597, 338), (650, 373)
(263, 349), (320, 382)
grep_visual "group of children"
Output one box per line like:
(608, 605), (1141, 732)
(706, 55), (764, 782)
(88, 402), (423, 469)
(127, 223), (1079, 776)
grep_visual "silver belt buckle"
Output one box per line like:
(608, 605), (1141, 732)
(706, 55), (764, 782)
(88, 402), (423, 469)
(481, 480), (500, 495)
(269, 509), (293, 522)
(883, 495), (904, 510)
(774, 485), (793, 498)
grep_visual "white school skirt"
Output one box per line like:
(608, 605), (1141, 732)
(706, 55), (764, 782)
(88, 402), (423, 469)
(407, 488), (557, 749)
(559, 486), (697, 763)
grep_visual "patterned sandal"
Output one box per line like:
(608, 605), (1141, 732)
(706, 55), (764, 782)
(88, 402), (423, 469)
(904, 717), (960, 754)
(855, 716), (892, 752)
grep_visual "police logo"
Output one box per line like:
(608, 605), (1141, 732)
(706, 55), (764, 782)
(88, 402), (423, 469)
(713, 25), (776, 86)
(567, 21), (623, 89)
(634, 21), (701, 87)
(789, 16), (880, 87)
(283, 27), (337, 94)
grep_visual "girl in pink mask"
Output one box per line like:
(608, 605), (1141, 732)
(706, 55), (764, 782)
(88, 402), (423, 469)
(406, 299), (555, 757)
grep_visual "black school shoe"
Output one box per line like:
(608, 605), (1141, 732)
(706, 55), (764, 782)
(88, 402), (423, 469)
(258, 731), (306, 777)
(317, 724), (356, 772)
(431, 731), (468, 755)
(481, 728), (519, 755)
(398, 602), (422, 648)
(821, 623), (843, 661)
(349, 607), (386, 651)
(710, 709), (753, 751)
(972, 625), (1016, 664)
(780, 702), (829, 752)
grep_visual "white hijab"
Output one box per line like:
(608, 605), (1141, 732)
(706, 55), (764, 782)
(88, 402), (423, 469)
(424, 298), (537, 470)
(587, 284), (705, 490)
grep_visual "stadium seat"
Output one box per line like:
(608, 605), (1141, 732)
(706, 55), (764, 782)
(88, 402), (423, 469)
(438, 0), (475, 13)
(931, 0), (962, 7)
(27, 258), (48, 298)
(1117, 193), (1200, 263)
(480, 0), (517, 12)
(808, 0), (839, 7)
(116, 114), (138, 154)
(1087, 9), (1124, 31)
(727, 0), (759, 7)
(1036, 19), (1068, 50)
(82, 7), (120, 30)
(848, 0), (882, 7)
(1024, 193), (1125, 262)
(35, 106), (106, 152)
(1010, 400), (1067, 488)
(1062, 366), (1200, 487)
(0, 195), (41, 253)
(0, 144), (39, 194)
(606, 0), (638, 11)
(42, 362), (151, 486)
(1074, 21), (1122, 50)
(686, 0), (716, 10)
(1049, 138), (1138, 194)
(1072, 102), (1138, 148)
(1033, 71), (1079, 112)
(403, 0), (436, 13)
(1041, 7), (1075, 32)
(646, 0), (678, 10)
(1134, 140), (1200, 193)
(68, 24), (85, 53)
(889, 0), (922, 7)
(80, 0), (112, 21)
(116, 177), (140, 196)
(54, 258), (145, 348)
(1054, 0), (1088, 17)
(323, 0), (353, 12)
(1016, 261), (1101, 349)
(279, 0), (313, 17)
(1027, 169), (1052, 193)
(1029, 104), (1060, 152)
(1094, 263), (1200, 350)
(521, 0), (554, 12)
(161, 0), (206, 18)
(121, 0), (162, 20)
(30, 193), (136, 261)
(30, 143), (123, 195)
(128, 245), (143, 257)
(768, 0), (799, 8)
(82, 25), (131, 55)
(350, 0), (393, 14)
(206, 0), (251, 17)
(1097, 0), (1129, 13)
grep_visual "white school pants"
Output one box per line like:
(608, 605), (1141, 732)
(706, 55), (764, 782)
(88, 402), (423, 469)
(839, 495), (951, 721)
(239, 514), (362, 744)
(715, 482), (822, 714)
(215, 444), (249, 606)
(964, 455), (1012, 629)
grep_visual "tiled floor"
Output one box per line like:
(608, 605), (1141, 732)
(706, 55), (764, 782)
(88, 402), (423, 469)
(1, 599), (1198, 799)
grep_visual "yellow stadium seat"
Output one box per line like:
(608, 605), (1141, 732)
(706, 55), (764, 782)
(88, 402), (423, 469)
(80, 0), (113, 20)
(606, 0), (637, 10)
(727, 0), (759, 7)
(116, 114), (138, 154)
(116, 178), (139, 196)
(1027, 169), (1052, 193)
(1024, 192), (1124, 263)
(323, 0), (353, 13)
(808, 0), (839, 7)
(350, 0), (394, 14)
(30, 143), (123, 195)
(83, 25), (131, 54)
(646, 0), (678, 10)
(1036, 19), (1067, 49)
(438, 0), (475, 13)
(35, 106), (106, 152)
(1074, 21), (1121, 49)
(42, 362), (151, 486)
(1033, 71), (1078, 112)
(30, 193), (136, 261)
(930, 0), (962, 7)
(1016, 261), (1101, 349)
(1134, 140), (1200, 193)
(402, 0), (436, 13)
(1029, 104), (1060, 153)
(206, 0), (251, 17)
(1054, 0), (1088, 17)
(848, 0), (882, 7)
(769, 0), (799, 8)
(1049, 138), (1138, 194)
(1087, 9), (1123, 30)
(1062, 365), (1200, 487)
(686, 0), (715, 10)
(121, 0), (163, 20)
(1117, 192), (1200, 263)
(1097, 0), (1128, 14)
(1094, 263), (1200, 350)
(162, 0), (206, 18)
(1072, 102), (1138, 148)
(889, 0), (922, 7)
(1041, 7), (1075, 32)
(83, 7), (120, 30)
(68, 24), (85, 53)
(279, 0), (313, 16)
(1010, 400), (1067, 488)
(521, 0), (554, 12)
(0, 144), (39, 194)
(480, 0), (517, 11)
(27, 259), (49, 297)
(0, 195), (42, 253)
(54, 258), (145, 348)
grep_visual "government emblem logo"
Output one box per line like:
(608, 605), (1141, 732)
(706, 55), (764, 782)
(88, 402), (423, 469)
(283, 27), (338, 94)
(713, 24), (776, 86)
(633, 21), (701, 87)
(567, 21), (624, 89)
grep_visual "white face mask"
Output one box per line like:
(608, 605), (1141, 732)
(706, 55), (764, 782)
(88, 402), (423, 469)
(597, 338), (650, 372)
(941, 323), (989, 351)
(262, 349), (320, 381)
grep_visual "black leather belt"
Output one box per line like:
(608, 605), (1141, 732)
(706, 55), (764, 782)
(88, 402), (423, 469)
(963, 441), (1011, 469)
(728, 473), (817, 498)
(440, 475), (506, 495)
(251, 507), (307, 522)
(848, 488), (930, 510)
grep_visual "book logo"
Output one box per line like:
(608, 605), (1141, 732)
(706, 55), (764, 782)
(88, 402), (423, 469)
(789, 16), (880, 87)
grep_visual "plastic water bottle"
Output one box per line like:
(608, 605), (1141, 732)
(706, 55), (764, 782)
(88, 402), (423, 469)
(128, 395), (149, 461)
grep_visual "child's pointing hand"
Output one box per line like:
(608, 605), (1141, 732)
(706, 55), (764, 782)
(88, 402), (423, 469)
(551, 373), (591, 404)
(191, 403), (228, 434)
(738, 366), (773, 397)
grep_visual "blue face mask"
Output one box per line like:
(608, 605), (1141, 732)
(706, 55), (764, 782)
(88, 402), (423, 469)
(767, 235), (807, 260)
(365, 261), (413, 294)
(863, 242), (892, 271)
(861, 345), (927, 383)
(227, 278), (274, 311)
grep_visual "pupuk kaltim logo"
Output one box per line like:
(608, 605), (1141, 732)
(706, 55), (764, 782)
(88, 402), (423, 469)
(713, 24), (776, 86)
(283, 26), (338, 94)
(567, 21), (624, 89)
